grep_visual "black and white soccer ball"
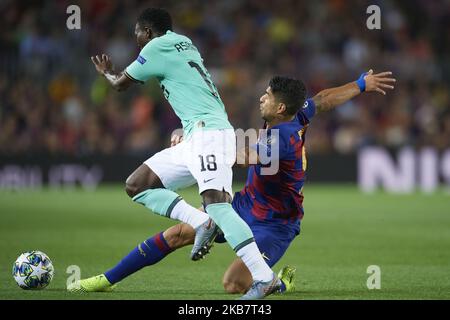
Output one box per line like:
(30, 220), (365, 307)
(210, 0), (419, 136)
(12, 251), (54, 290)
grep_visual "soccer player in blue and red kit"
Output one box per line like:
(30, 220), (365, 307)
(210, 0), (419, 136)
(72, 70), (395, 297)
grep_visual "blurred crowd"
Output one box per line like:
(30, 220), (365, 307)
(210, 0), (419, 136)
(1, 0), (449, 156)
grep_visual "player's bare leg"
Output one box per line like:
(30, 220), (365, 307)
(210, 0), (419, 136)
(126, 164), (211, 241)
(125, 164), (164, 197)
(222, 259), (297, 295)
(190, 190), (230, 260)
(222, 259), (253, 294)
(163, 223), (195, 249)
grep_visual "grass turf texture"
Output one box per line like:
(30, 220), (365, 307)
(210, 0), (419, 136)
(0, 184), (449, 300)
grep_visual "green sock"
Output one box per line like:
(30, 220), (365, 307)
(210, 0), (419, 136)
(205, 203), (254, 251)
(132, 189), (182, 218)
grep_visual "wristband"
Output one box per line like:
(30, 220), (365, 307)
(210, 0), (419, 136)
(356, 72), (368, 92)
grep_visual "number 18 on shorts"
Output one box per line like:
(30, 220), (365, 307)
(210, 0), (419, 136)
(145, 129), (236, 195)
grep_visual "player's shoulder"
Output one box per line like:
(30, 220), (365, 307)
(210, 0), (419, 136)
(279, 116), (304, 135)
(279, 117), (307, 149)
(142, 31), (194, 55)
(297, 98), (315, 123)
(156, 30), (192, 46)
(140, 31), (175, 50)
(139, 39), (161, 57)
(168, 30), (192, 42)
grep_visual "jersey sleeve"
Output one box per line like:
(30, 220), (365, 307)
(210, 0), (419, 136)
(125, 41), (165, 83)
(299, 98), (316, 121)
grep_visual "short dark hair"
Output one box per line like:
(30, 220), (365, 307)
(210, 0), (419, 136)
(269, 76), (307, 115)
(138, 8), (172, 34)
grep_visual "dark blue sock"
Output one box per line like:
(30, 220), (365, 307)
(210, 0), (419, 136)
(104, 232), (173, 284)
(279, 279), (287, 293)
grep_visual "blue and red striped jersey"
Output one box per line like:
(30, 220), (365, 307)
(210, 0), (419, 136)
(233, 99), (316, 233)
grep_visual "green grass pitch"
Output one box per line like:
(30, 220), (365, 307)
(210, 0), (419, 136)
(0, 184), (449, 300)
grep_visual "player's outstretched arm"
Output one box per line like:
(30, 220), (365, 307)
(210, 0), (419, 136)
(313, 69), (396, 114)
(91, 54), (135, 91)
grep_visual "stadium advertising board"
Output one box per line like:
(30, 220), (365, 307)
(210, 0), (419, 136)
(1, 147), (449, 193)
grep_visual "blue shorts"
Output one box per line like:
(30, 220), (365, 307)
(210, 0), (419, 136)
(215, 200), (299, 268)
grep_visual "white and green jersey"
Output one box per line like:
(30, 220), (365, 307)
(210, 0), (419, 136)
(125, 30), (233, 136)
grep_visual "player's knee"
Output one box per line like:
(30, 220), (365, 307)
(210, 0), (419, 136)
(125, 165), (164, 198)
(125, 176), (141, 198)
(125, 173), (159, 198)
(201, 189), (232, 207)
(223, 279), (246, 294)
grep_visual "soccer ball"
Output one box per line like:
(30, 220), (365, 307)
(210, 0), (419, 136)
(12, 251), (54, 290)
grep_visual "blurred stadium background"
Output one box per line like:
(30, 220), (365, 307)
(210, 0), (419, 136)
(0, 0), (449, 299)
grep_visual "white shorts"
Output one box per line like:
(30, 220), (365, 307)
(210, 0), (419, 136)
(144, 129), (236, 195)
